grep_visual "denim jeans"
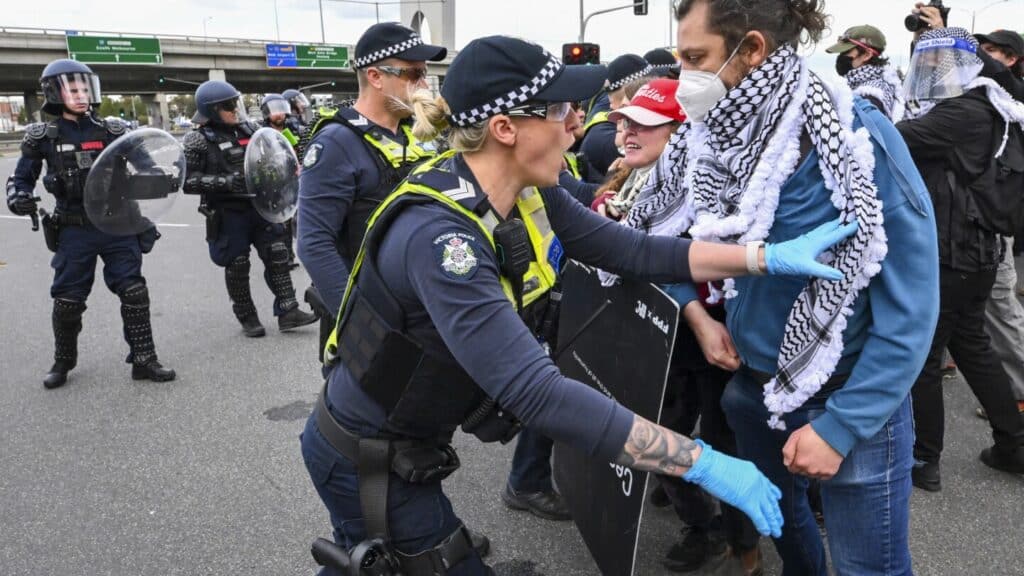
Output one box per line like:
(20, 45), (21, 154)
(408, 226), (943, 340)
(507, 426), (554, 493)
(721, 369), (914, 576)
(300, 414), (492, 576)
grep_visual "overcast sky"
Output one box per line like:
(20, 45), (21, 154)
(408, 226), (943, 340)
(3, 0), (1022, 78)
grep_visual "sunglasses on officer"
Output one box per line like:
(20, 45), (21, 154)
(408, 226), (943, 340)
(218, 99), (238, 112)
(505, 101), (573, 123)
(376, 65), (429, 83)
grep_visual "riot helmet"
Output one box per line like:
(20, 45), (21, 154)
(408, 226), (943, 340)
(40, 59), (102, 116)
(192, 80), (248, 126)
(260, 93), (290, 128)
(282, 89), (312, 122)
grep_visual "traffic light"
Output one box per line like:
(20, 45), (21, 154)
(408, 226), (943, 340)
(562, 43), (600, 65)
(158, 75), (165, 84)
(119, 108), (126, 118)
(633, 0), (648, 15)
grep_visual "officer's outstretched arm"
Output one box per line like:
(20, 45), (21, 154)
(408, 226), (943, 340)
(543, 186), (858, 282)
(615, 414), (783, 538)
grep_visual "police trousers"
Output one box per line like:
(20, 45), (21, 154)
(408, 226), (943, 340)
(50, 224), (144, 301)
(300, 414), (493, 576)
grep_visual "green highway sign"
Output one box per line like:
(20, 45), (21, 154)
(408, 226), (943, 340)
(67, 36), (163, 65)
(266, 44), (349, 69)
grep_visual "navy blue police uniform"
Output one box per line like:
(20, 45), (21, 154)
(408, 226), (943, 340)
(296, 21), (447, 356)
(6, 58), (174, 388)
(182, 80), (318, 337)
(299, 36), (700, 576)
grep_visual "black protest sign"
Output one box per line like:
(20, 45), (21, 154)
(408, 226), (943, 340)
(553, 261), (680, 576)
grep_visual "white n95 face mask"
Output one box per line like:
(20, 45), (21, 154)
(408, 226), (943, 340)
(675, 39), (746, 123)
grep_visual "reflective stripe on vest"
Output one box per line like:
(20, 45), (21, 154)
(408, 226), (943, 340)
(563, 152), (582, 180)
(323, 154), (559, 364)
(583, 110), (611, 134)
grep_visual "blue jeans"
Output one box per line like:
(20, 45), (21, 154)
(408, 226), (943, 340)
(507, 426), (554, 493)
(300, 414), (491, 576)
(721, 370), (914, 576)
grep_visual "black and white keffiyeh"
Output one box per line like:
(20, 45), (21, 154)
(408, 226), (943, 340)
(618, 45), (888, 429)
(845, 64), (905, 121)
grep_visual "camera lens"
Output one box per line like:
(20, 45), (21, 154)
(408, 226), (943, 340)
(904, 14), (925, 32)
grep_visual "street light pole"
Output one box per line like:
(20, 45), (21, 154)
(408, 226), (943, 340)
(202, 16), (213, 41)
(969, 0), (1012, 32)
(319, 0), (326, 43)
(580, 3), (640, 43)
(274, 0), (281, 41)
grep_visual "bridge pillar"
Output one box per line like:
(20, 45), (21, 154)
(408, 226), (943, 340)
(22, 90), (42, 124)
(401, 0), (455, 49)
(208, 69), (226, 82)
(142, 93), (170, 131)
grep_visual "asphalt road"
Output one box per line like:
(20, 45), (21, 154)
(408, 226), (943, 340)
(0, 153), (1022, 576)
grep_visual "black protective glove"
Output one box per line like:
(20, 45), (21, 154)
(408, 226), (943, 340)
(6, 189), (38, 216)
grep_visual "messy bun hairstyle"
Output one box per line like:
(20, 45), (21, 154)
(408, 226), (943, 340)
(675, 0), (830, 53)
(412, 91), (488, 152)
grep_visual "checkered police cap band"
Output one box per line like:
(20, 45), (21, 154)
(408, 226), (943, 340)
(353, 33), (425, 69)
(607, 64), (654, 91)
(448, 52), (563, 127)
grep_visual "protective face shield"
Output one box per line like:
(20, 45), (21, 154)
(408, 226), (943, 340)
(261, 98), (291, 122)
(42, 72), (102, 113)
(291, 92), (311, 120)
(904, 36), (983, 102)
(211, 97), (249, 126)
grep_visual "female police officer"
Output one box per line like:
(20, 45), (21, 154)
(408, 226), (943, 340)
(300, 35), (856, 576)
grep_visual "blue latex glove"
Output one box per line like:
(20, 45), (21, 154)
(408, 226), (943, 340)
(683, 440), (783, 537)
(764, 218), (859, 280)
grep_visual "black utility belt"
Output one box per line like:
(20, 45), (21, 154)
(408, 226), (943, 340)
(51, 212), (90, 227)
(314, 388), (460, 484)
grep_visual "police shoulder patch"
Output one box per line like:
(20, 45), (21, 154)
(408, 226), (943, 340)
(303, 142), (323, 168)
(433, 231), (483, 280)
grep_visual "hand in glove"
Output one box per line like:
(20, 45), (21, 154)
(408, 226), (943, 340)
(764, 218), (859, 280)
(683, 440), (783, 537)
(6, 190), (38, 216)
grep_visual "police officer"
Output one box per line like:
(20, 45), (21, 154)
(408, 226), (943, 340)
(182, 80), (318, 337)
(297, 22), (444, 351)
(260, 93), (300, 147)
(5, 59), (175, 388)
(301, 35), (858, 576)
(644, 47), (680, 79)
(282, 88), (312, 134)
(578, 53), (653, 183)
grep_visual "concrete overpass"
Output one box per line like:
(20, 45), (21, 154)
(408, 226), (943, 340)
(0, 26), (451, 129)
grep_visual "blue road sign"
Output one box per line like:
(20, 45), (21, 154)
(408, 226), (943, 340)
(265, 44), (298, 68)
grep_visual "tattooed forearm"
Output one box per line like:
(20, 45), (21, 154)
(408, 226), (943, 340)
(614, 415), (700, 476)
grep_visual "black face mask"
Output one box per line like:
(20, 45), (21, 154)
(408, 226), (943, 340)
(835, 54), (855, 77)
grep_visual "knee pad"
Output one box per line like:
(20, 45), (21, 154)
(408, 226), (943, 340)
(226, 254), (251, 279)
(118, 283), (149, 307)
(268, 241), (291, 266)
(53, 297), (87, 321)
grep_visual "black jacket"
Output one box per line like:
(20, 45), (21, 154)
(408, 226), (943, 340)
(897, 88), (1003, 272)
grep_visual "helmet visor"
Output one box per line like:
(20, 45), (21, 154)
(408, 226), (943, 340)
(43, 72), (102, 109)
(904, 37), (983, 102)
(262, 99), (291, 117)
(211, 96), (249, 125)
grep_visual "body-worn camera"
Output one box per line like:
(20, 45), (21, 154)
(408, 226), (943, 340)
(905, 0), (951, 32)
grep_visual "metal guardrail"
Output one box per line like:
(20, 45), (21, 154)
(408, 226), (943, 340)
(0, 25), (334, 48)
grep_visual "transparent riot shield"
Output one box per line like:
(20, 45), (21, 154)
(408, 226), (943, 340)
(244, 127), (299, 224)
(84, 128), (184, 236)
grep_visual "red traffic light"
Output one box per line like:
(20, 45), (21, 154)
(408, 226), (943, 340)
(562, 42), (600, 65)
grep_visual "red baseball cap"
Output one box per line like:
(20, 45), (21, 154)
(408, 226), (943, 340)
(608, 79), (686, 126)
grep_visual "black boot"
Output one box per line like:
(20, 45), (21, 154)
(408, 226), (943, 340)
(226, 255), (264, 337)
(120, 283), (176, 383)
(45, 298), (86, 389)
(264, 242), (318, 332)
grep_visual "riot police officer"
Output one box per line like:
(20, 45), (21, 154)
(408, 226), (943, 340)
(260, 93), (300, 147)
(5, 59), (176, 389)
(301, 35), (857, 576)
(282, 88), (312, 134)
(296, 22), (444, 353)
(182, 80), (318, 337)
